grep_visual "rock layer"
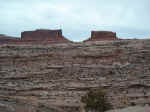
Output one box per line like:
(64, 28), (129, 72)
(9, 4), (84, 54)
(0, 29), (71, 44)
(0, 35), (20, 44)
(0, 40), (150, 112)
(21, 29), (71, 43)
(21, 29), (63, 40)
(84, 31), (119, 42)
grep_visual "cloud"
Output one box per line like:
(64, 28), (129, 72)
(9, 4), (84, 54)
(0, 0), (150, 41)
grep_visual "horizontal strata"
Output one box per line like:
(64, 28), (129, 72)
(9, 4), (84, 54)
(0, 39), (150, 112)
(0, 29), (119, 44)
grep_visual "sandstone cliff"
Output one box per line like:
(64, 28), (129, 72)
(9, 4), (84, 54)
(0, 40), (150, 112)
(21, 29), (71, 44)
(0, 34), (20, 44)
(0, 29), (71, 44)
(84, 31), (119, 42)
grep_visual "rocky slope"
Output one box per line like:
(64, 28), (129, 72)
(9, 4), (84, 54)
(0, 39), (150, 112)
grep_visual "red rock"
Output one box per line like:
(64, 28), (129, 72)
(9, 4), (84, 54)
(0, 30), (119, 44)
(84, 31), (119, 42)
(0, 35), (20, 44)
(21, 29), (71, 43)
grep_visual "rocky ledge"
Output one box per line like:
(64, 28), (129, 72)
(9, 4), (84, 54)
(0, 39), (150, 112)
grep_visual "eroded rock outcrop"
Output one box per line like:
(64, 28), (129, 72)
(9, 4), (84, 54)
(21, 29), (63, 40)
(21, 29), (71, 43)
(0, 30), (120, 44)
(0, 29), (71, 44)
(84, 31), (119, 42)
(0, 39), (150, 112)
(0, 34), (20, 44)
(107, 106), (150, 112)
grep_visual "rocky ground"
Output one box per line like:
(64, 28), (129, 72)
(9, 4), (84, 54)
(0, 39), (150, 112)
(107, 106), (150, 112)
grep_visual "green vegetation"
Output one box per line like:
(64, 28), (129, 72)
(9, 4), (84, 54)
(81, 89), (112, 112)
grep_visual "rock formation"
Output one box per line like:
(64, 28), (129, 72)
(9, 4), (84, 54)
(0, 29), (71, 44)
(21, 29), (71, 43)
(84, 31), (119, 42)
(0, 39), (150, 112)
(0, 34), (20, 44)
(21, 29), (63, 40)
(107, 106), (150, 112)
(0, 30), (120, 44)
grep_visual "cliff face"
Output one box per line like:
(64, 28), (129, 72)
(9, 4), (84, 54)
(0, 30), (119, 44)
(21, 29), (63, 40)
(0, 29), (71, 44)
(21, 29), (70, 43)
(0, 40), (150, 112)
(84, 31), (119, 42)
(0, 35), (20, 44)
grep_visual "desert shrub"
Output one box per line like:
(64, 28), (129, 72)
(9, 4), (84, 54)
(81, 89), (112, 112)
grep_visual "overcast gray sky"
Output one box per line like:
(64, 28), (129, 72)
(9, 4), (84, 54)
(0, 0), (150, 41)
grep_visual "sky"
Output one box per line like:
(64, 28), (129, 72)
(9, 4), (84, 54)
(0, 0), (150, 41)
